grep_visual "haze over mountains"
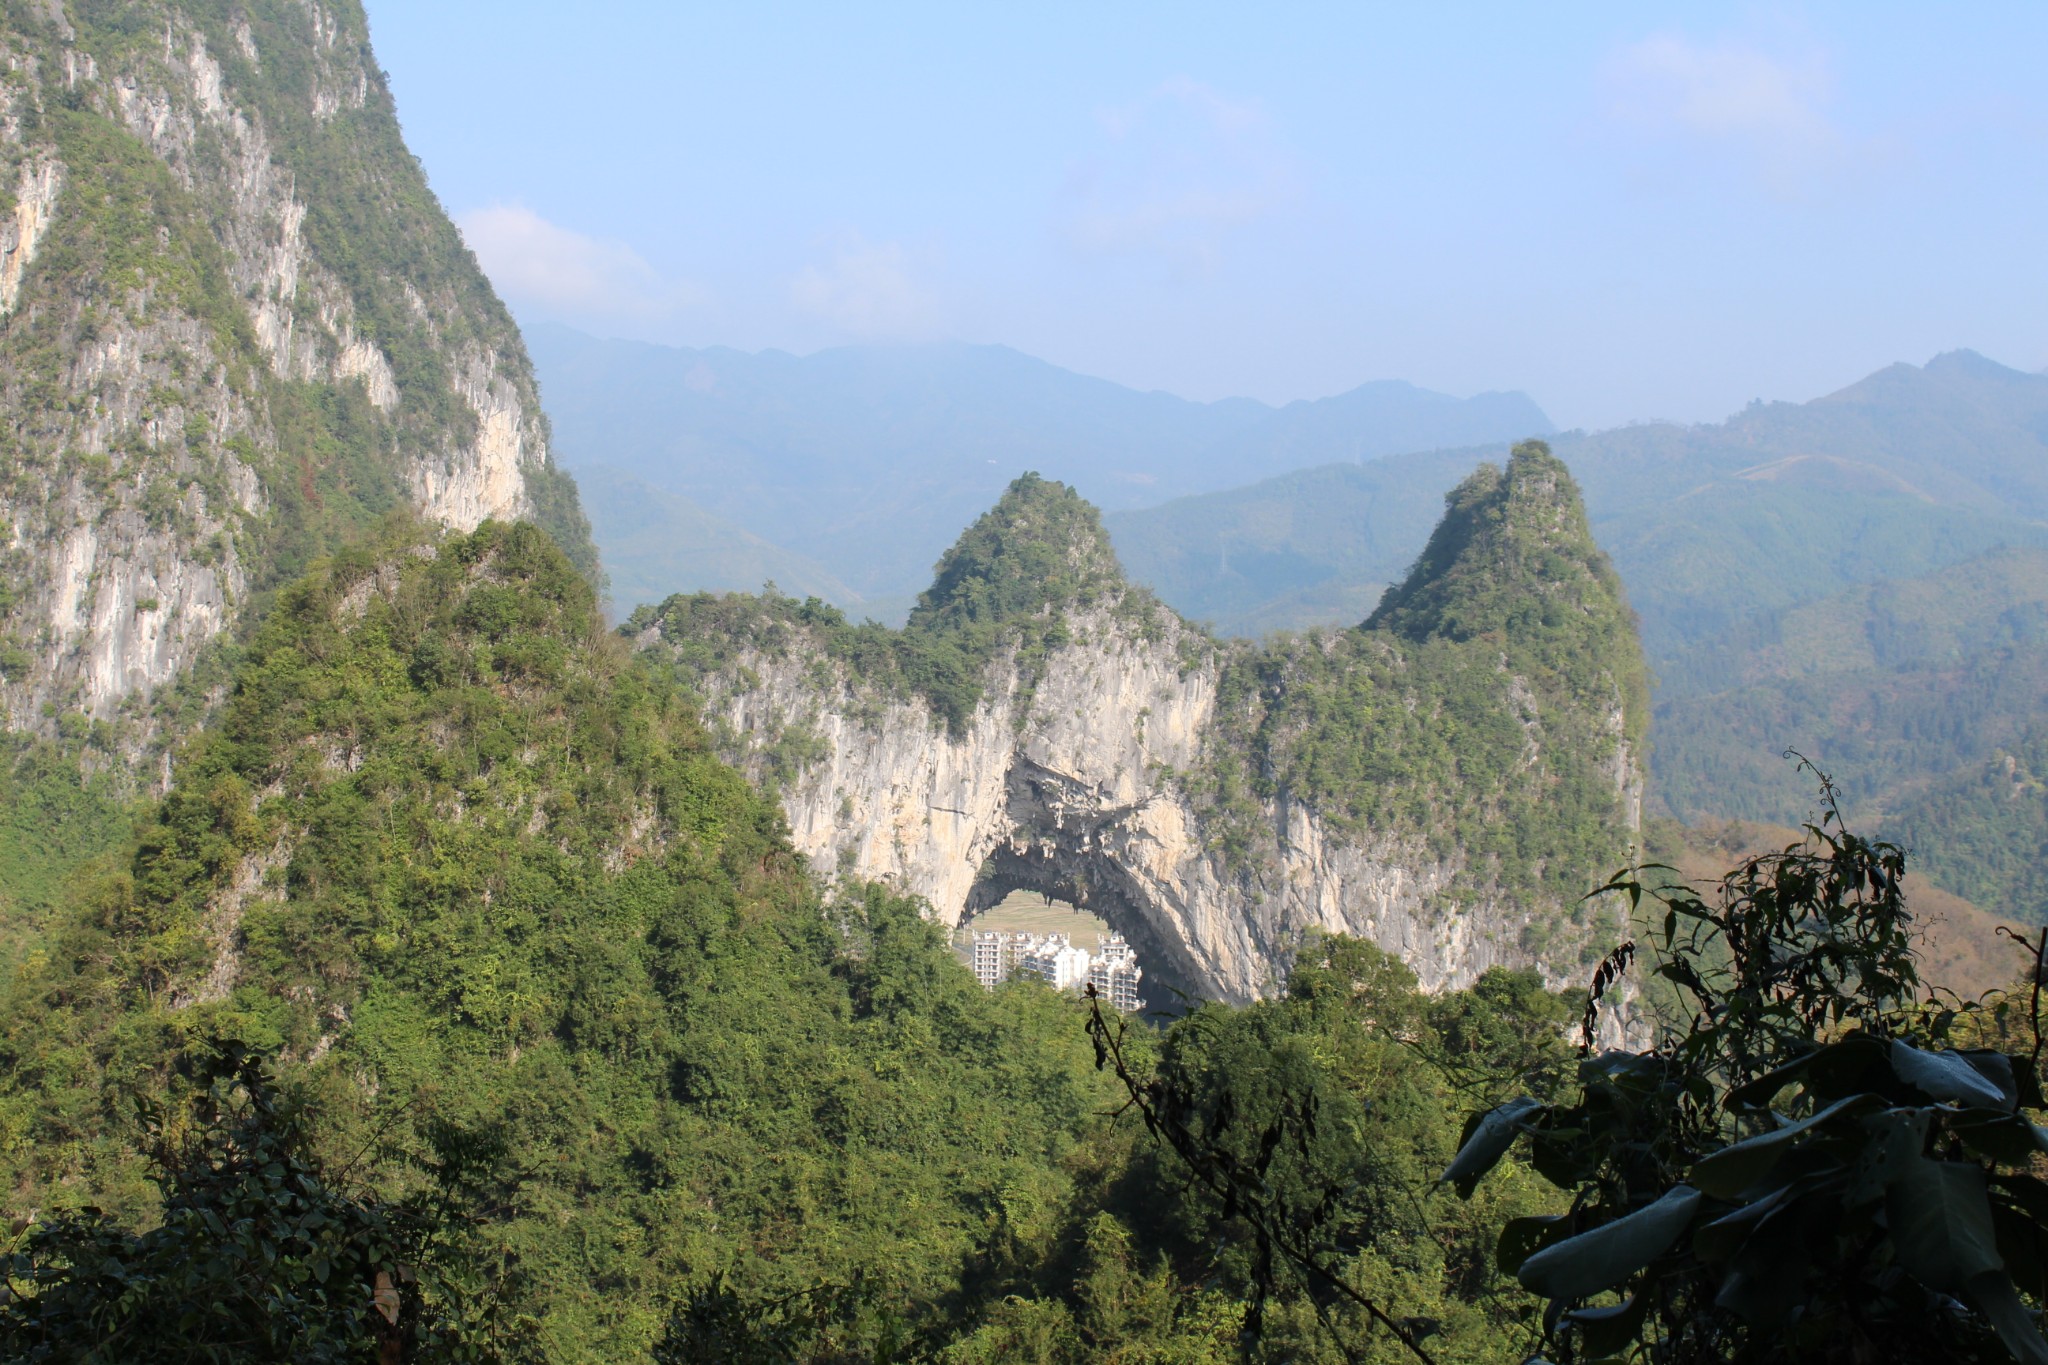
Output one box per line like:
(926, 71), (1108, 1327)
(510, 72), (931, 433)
(527, 323), (1552, 614)
(535, 333), (2048, 921)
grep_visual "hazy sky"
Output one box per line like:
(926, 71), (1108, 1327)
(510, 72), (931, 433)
(364, 2), (2048, 429)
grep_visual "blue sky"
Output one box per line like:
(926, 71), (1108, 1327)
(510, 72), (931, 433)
(364, 2), (2048, 429)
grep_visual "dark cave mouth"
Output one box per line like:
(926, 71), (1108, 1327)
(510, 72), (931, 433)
(962, 844), (1204, 1009)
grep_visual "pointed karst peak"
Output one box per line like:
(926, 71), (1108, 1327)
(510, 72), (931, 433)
(1365, 439), (1634, 657)
(909, 472), (1127, 634)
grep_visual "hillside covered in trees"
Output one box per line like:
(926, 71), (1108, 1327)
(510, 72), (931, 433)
(0, 518), (1606, 1360)
(635, 447), (1649, 1002)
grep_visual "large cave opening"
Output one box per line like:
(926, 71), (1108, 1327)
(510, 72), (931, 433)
(961, 839), (1205, 1010)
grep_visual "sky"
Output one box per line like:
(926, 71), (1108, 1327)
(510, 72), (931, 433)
(362, 2), (2048, 430)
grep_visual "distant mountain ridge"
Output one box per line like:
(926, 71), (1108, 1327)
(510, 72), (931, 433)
(525, 323), (1552, 611)
(1105, 350), (2048, 917)
(1111, 349), (2048, 646)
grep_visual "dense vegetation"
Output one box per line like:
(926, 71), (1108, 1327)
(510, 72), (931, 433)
(0, 730), (139, 978)
(0, 520), (1650, 1363)
(1206, 443), (1648, 929)
(1648, 546), (2048, 921)
(9, 578), (2039, 1362)
(640, 472), (1173, 737)
(1888, 721), (2048, 926)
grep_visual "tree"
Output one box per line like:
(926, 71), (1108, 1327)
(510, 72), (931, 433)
(0, 1042), (519, 1364)
(1446, 772), (2048, 1363)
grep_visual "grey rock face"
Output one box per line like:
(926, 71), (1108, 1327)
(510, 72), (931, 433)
(0, 3), (568, 753)
(648, 599), (1640, 1003)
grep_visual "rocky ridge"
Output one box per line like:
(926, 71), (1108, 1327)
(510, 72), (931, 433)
(0, 1), (591, 748)
(640, 446), (1648, 1001)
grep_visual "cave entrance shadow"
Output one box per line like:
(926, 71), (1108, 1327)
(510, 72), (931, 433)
(961, 852), (1200, 1018)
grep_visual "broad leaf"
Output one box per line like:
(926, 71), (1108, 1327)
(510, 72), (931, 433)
(1689, 1093), (1879, 1198)
(1441, 1097), (1542, 1199)
(1563, 1294), (1646, 1356)
(1959, 1050), (2023, 1110)
(1726, 1034), (1887, 1110)
(1846, 1107), (1931, 1207)
(1517, 1186), (1701, 1303)
(1963, 1269), (2048, 1365)
(1693, 1176), (1816, 1263)
(1891, 1041), (2013, 1111)
(1888, 1158), (2002, 1293)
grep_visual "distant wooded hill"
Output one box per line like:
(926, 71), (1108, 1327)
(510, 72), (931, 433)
(1109, 350), (2048, 917)
(539, 335), (2048, 921)
(526, 323), (1552, 614)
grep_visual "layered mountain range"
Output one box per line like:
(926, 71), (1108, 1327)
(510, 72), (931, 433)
(526, 322), (1552, 615)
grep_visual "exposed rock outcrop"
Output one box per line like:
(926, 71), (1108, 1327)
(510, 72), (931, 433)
(0, 1), (592, 755)
(641, 449), (1649, 1001)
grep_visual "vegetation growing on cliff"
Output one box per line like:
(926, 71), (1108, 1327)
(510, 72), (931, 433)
(1199, 442), (1647, 940)
(1, 520), (1611, 1362)
(640, 472), (1177, 737)
(645, 449), (1645, 971)
(0, 0), (597, 740)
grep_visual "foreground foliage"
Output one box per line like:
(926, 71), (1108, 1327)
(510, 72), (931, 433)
(1443, 776), (2048, 1364)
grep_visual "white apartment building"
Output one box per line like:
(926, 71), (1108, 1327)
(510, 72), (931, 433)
(970, 932), (1009, 990)
(967, 927), (1146, 1011)
(1087, 933), (1146, 1013)
(1016, 938), (1093, 991)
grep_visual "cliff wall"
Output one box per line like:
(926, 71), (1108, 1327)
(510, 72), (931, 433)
(0, 1), (592, 750)
(641, 448), (1647, 1001)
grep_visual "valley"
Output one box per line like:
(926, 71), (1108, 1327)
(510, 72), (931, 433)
(0, 2), (2041, 1361)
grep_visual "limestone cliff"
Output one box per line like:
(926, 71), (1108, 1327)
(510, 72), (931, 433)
(638, 446), (1649, 1001)
(0, 0), (593, 750)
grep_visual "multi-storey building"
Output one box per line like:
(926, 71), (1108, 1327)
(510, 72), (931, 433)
(1087, 933), (1146, 1013)
(967, 927), (1145, 1011)
(1016, 937), (1093, 992)
(969, 932), (1009, 990)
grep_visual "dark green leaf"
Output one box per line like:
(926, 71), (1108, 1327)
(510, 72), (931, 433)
(1888, 1158), (2002, 1292)
(1891, 1041), (2013, 1111)
(1563, 1294), (1646, 1356)
(1963, 1269), (2048, 1365)
(1441, 1097), (1543, 1198)
(1690, 1092), (1879, 1198)
(1847, 1107), (1931, 1206)
(1517, 1186), (1701, 1303)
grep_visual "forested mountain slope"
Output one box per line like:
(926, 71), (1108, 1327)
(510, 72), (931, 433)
(0, 0), (594, 748)
(1108, 352), (2048, 916)
(0, 518), (1598, 1361)
(525, 322), (1549, 612)
(635, 444), (1648, 1000)
(0, 522), (1116, 1357)
(0, 0), (595, 966)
